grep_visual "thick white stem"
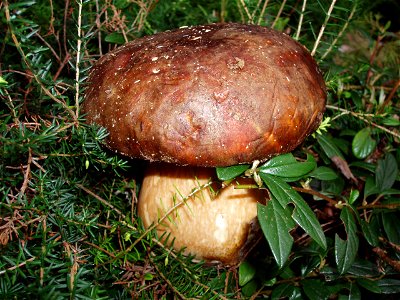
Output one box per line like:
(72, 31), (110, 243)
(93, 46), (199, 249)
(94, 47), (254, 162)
(138, 164), (266, 265)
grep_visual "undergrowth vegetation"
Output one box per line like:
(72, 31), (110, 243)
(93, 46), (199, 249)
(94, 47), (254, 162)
(1, 0), (399, 299)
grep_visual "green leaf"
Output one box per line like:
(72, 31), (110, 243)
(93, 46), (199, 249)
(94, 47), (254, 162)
(347, 259), (380, 277)
(302, 279), (332, 300)
(317, 134), (344, 159)
(309, 166), (338, 180)
(0, 76), (8, 86)
(382, 212), (400, 244)
(382, 117), (400, 127)
(357, 278), (400, 294)
(376, 153), (398, 193)
(215, 164), (249, 181)
(321, 177), (345, 196)
(363, 176), (379, 198)
(335, 207), (359, 274)
(259, 153), (316, 178)
(350, 161), (376, 173)
(279, 265), (295, 279)
(144, 273), (154, 281)
(360, 217), (379, 247)
(356, 278), (381, 294)
(241, 280), (258, 297)
(260, 174), (327, 251)
(348, 189), (359, 204)
(320, 266), (340, 282)
(352, 127), (376, 159)
(239, 261), (256, 286)
(105, 32), (125, 44)
(271, 284), (296, 300)
(341, 282), (361, 300)
(257, 201), (295, 268)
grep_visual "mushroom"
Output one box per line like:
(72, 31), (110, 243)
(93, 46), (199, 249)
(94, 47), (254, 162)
(82, 23), (326, 265)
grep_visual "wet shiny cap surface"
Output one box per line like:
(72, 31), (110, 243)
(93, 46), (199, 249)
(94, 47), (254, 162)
(83, 23), (326, 167)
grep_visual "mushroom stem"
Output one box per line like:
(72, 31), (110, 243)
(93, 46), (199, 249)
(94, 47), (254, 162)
(138, 163), (266, 265)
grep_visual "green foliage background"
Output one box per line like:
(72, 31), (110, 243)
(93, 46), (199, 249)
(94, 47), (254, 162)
(1, 0), (400, 299)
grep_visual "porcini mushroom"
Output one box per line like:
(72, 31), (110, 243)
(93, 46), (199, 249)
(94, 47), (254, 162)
(83, 23), (326, 265)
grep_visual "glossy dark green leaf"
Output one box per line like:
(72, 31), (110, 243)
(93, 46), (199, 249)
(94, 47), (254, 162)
(347, 259), (380, 277)
(363, 176), (379, 198)
(320, 266), (340, 282)
(357, 278), (400, 294)
(356, 278), (381, 294)
(215, 164), (249, 181)
(259, 153), (316, 178)
(352, 128), (376, 159)
(289, 287), (303, 300)
(279, 265), (295, 279)
(317, 134), (344, 159)
(321, 177), (345, 196)
(271, 284), (296, 300)
(241, 279), (258, 297)
(348, 189), (359, 204)
(381, 189), (400, 196)
(335, 207), (359, 274)
(309, 166), (338, 180)
(239, 261), (256, 286)
(341, 282), (361, 300)
(376, 153), (398, 193)
(350, 161), (376, 173)
(302, 279), (332, 300)
(260, 174), (327, 250)
(360, 218), (379, 247)
(382, 212), (400, 244)
(257, 201), (295, 268)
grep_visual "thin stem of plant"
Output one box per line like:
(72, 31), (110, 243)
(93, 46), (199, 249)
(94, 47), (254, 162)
(75, 0), (83, 119)
(0, 257), (36, 275)
(148, 252), (187, 299)
(271, 0), (287, 29)
(377, 78), (400, 114)
(257, 0), (270, 25)
(76, 184), (135, 230)
(327, 104), (400, 139)
(111, 181), (214, 261)
(18, 147), (33, 198)
(95, 0), (103, 56)
(295, 0), (307, 40)
(292, 187), (337, 206)
(3, 88), (20, 125)
(3, 0), (77, 121)
(320, 2), (357, 60)
(239, 0), (253, 23)
(311, 0), (337, 56)
(250, 0), (263, 22)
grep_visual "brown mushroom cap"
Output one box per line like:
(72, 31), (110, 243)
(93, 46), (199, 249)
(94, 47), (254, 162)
(83, 23), (326, 167)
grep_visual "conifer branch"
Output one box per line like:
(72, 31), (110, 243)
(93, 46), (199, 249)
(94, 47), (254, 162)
(75, 0), (84, 119)
(295, 0), (307, 40)
(327, 105), (400, 139)
(271, 0), (287, 29)
(311, 0), (337, 56)
(257, 0), (270, 25)
(320, 2), (357, 60)
(3, 0), (77, 122)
